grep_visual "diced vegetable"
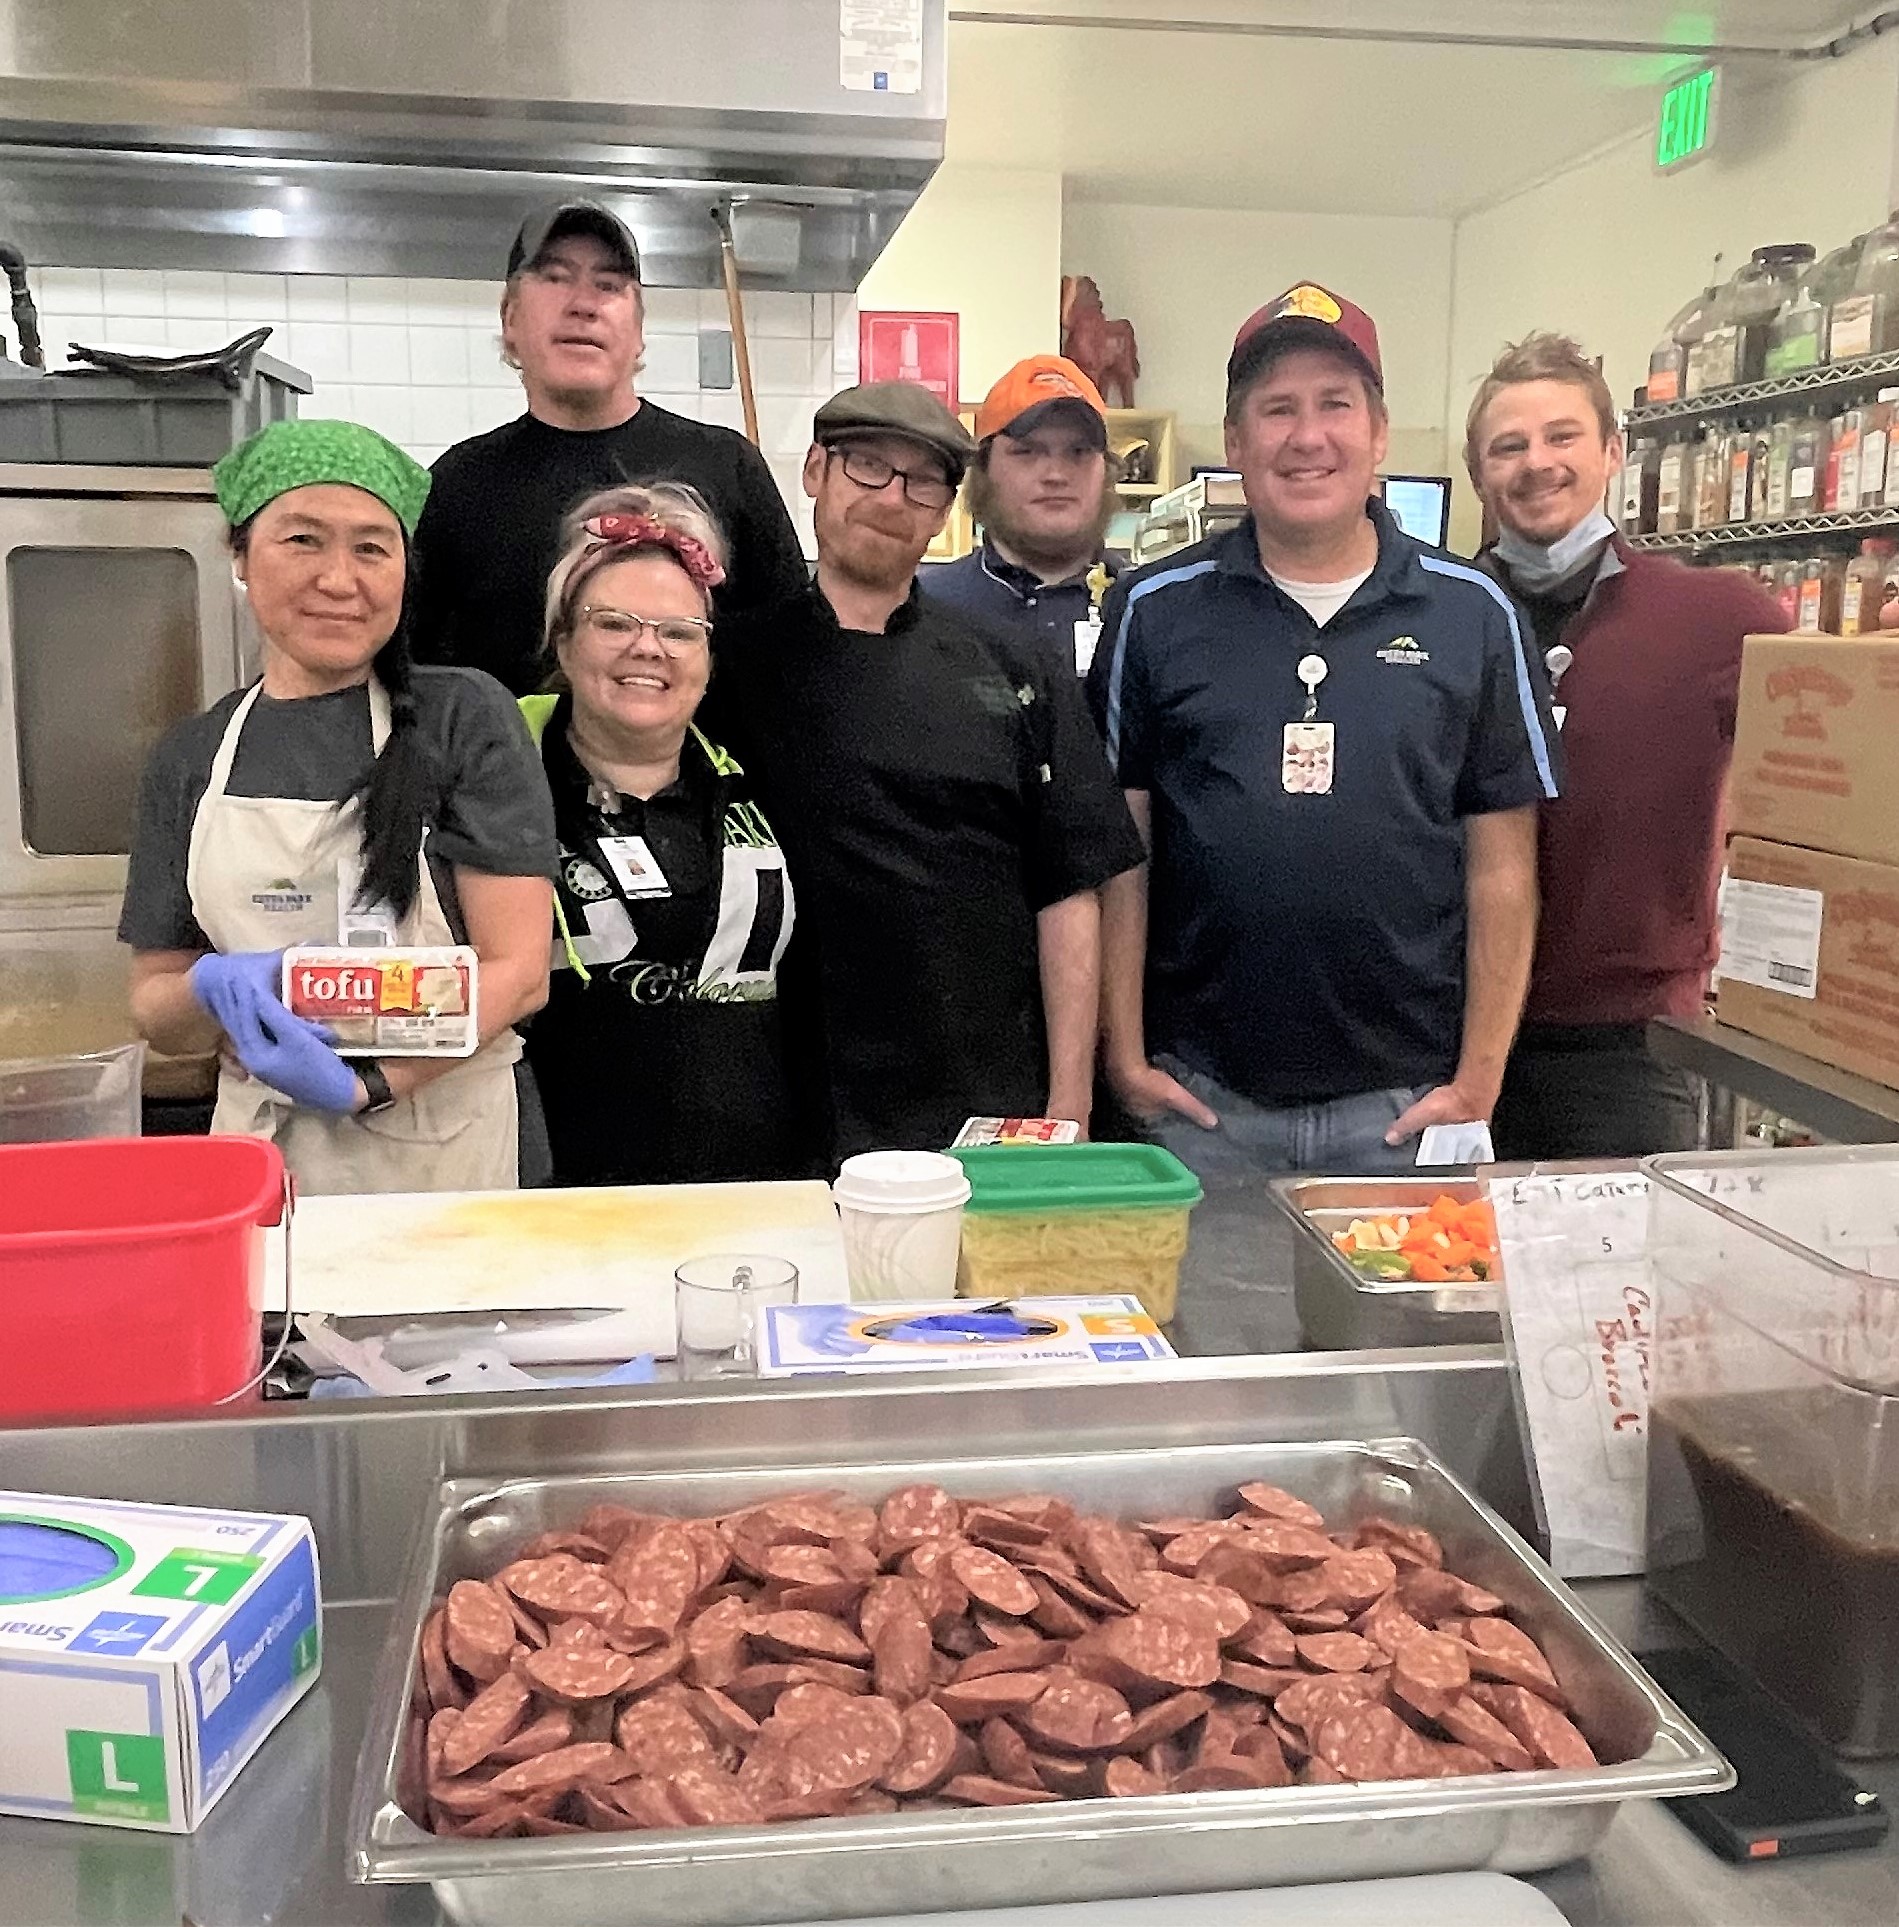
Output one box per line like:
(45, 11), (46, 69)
(1324, 1196), (1497, 1285)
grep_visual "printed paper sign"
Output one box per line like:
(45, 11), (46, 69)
(841, 0), (923, 92)
(1718, 878), (1824, 999)
(858, 310), (959, 413)
(1490, 1170), (1654, 1577)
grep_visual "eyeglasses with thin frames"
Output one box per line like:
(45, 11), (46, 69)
(576, 605), (712, 653)
(828, 444), (958, 510)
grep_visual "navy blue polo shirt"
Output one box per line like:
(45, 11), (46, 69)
(1086, 501), (1560, 1106)
(920, 541), (1120, 673)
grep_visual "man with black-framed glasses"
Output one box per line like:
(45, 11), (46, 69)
(708, 380), (1144, 1160)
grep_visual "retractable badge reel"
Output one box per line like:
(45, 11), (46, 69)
(1545, 644), (1574, 731)
(1282, 654), (1335, 795)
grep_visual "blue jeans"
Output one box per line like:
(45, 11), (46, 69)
(1149, 1055), (1436, 1178)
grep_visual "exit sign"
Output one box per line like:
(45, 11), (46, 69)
(1657, 66), (1720, 173)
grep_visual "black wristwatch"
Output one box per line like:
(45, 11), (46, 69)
(357, 1061), (398, 1114)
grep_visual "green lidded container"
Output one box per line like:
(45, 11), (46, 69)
(946, 1143), (1203, 1324)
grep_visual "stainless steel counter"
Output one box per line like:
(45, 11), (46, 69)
(0, 1181), (1894, 1925)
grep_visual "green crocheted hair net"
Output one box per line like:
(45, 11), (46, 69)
(213, 418), (431, 536)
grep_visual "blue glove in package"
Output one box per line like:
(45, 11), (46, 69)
(758, 1297), (1174, 1377)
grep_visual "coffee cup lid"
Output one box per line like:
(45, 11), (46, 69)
(833, 1149), (973, 1214)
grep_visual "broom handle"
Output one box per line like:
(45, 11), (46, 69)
(713, 205), (761, 447)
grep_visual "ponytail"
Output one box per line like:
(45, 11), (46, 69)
(350, 541), (440, 920)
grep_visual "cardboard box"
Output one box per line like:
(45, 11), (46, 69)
(758, 1295), (1175, 1376)
(0, 1493), (321, 1831)
(1728, 634), (1899, 867)
(1717, 838), (1899, 1090)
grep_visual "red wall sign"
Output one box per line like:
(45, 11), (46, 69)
(857, 310), (960, 412)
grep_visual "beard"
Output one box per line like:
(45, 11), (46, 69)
(818, 500), (930, 592)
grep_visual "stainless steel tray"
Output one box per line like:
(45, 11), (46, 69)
(1274, 1176), (1505, 1349)
(348, 1436), (1728, 1926)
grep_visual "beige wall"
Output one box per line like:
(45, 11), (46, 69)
(860, 163), (1065, 399)
(1061, 201), (1456, 478)
(1446, 39), (1899, 549)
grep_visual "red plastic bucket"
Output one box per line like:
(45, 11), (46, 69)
(0, 1135), (287, 1423)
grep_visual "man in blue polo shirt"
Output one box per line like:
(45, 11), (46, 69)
(1087, 285), (1559, 1175)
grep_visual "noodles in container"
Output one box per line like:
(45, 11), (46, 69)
(945, 1143), (1202, 1323)
(281, 946), (479, 1057)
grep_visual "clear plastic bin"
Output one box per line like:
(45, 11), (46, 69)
(946, 1143), (1202, 1323)
(1643, 1145), (1899, 1755)
(0, 1041), (144, 1144)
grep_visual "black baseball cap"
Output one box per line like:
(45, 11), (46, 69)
(506, 200), (641, 281)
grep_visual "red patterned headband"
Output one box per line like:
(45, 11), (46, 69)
(581, 511), (727, 590)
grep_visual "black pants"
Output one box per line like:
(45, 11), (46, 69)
(1492, 1023), (1702, 1163)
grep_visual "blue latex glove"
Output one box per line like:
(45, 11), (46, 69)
(188, 950), (284, 1035)
(222, 997), (362, 1113)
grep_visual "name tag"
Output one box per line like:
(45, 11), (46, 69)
(1282, 722), (1335, 795)
(596, 834), (672, 899)
(1074, 616), (1103, 675)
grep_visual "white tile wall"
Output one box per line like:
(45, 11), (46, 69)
(22, 267), (859, 553)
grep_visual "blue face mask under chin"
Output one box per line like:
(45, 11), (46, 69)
(1495, 508), (1617, 593)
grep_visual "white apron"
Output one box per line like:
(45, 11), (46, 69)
(185, 677), (521, 1196)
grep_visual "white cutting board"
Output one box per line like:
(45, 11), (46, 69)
(268, 1180), (850, 1358)
(760, 1872), (1566, 1926)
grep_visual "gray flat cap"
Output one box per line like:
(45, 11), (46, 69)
(813, 381), (975, 480)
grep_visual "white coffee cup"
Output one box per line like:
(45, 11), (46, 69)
(832, 1150), (973, 1302)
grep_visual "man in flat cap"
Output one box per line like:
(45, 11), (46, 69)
(709, 380), (1143, 1159)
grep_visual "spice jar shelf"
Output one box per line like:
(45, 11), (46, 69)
(1628, 507), (1899, 555)
(1628, 350), (1899, 428)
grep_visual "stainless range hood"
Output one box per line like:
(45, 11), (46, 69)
(0, 0), (946, 288)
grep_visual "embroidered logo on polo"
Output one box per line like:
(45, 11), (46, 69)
(561, 852), (613, 901)
(250, 878), (314, 914)
(1376, 635), (1430, 665)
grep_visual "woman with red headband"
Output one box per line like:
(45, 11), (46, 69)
(519, 483), (804, 1183)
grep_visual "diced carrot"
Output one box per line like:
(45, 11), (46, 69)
(1458, 1202), (1498, 1248)
(1332, 1231), (1357, 1254)
(1409, 1254), (1453, 1282)
(1426, 1196), (1465, 1230)
(1438, 1239), (1478, 1270)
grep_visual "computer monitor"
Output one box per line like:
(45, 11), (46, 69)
(1380, 474), (1452, 548)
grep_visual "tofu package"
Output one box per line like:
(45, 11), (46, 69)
(757, 1295), (1175, 1376)
(0, 1492), (321, 1831)
(950, 1116), (1083, 1147)
(281, 945), (479, 1056)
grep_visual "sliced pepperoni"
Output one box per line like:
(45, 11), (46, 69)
(438, 1671), (531, 1776)
(1233, 1724), (1293, 1785)
(1234, 1520), (1337, 1569)
(1116, 1689), (1212, 1751)
(613, 1777), (691, 1830)
(1118, 1571), (1252, 1641)
(575, 1503), (650, 1552)
(1026, 1573), (1093, 1640)
(692, 1686), (760, 1749)
(1083, 1610), (1222, 1695)
(520, 1643), (638, 1706)
(962, 1506), (1053, 1550)
(881, 1699), (961, 1794)
(933, 1671), (1051, 1723)
(1295, 1631), (1380, 1674)
(871, 1598), (935, 1708)
(953, 1638), (1069, 1682)
(666, 1764), (764, 1828)
(751, 1610), (872, 1665)
(429, 1771), (507, 1816)
(941, 1774), (1059, 1805)
(1316, 1548), (1399, 1612)
(443, 1579), (518, 1685)
(488, 1708), (573, 1765)
(1354, 1515), (1444, 1569)
(1190, 1543), (1278, 1604)
(949, 1544), (1039, 1617)
(615, 1696), (718, 1777)
(1437, 1693), (1535, 1772)
(1158, 1524), (1243, 1576)
(1480, 1685), (1598, 1769)
(683, 1593), (752, 1690)
(1311, 1704), (1420, 1783)
(451, 1798), (531, 1837)
(496, 1555), (627, 1628)
(778, 1580), (866, 1617)
(574, 1783), (644, 1831)
(758, 1544), (846, 1588)
(879, 1483), (963, 1551)
(1101, 1756), (1167, 1797)
(1039, 1565), (1130, 1619)
(1398, 1566), (1505, 1623)
(1461, 1618), (1565, 1702)
(1171, 1761), (1265, 1794)
(1390, 1628), (1472, 1719)
(1272, 1672), (1386, 1732)
(782, 1695), (905, 1792)
(518, 1528), (612, 1564)
(1359, 1595), (1432, 1660)
(977, 1715), (1045, 1789)
(615, 1523), (702, 1639)
(1234, 1481), (1326, 1529)
(773, 1681), (862, 1731)
(1018, 1671), (1133, 1754)
(1228, 1612), (1296, 1668)
(420, 1607), (466, 1712)
(488, 1741), (630, 1798)
(1219, 1660), (1306, 1699)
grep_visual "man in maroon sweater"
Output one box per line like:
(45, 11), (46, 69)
(1467, 332), (1787, 1158)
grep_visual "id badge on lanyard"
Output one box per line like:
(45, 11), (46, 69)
(595, 833), (673, 899)
(1282, 652), (1335, 796)
(336, 851), (402, 945)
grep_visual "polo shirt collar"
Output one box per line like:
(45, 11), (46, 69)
(977, 538), (1114, 601)
(809, 574), (927, 636)
(1214, 496), (1426, 606)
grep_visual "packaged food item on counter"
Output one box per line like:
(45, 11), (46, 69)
(281, 945), (478, 1056)
(951, 1116), (1083, 1148)
(947, 1142), (1202, 1323)
(0, 1491), (321, 1831)
(403, 1474), (1610, 1839)
(757, 1294), (1173, 1376)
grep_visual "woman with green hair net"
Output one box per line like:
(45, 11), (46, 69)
(119, 419), (558, 1193)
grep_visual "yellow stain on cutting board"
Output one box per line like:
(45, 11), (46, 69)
(384, 1184), (835, 1263)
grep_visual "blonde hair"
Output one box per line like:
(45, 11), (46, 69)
(1465, 332), (1618, 476)
(541, 482), (730, 660)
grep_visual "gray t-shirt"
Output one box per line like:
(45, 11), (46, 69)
(119, 666), (556, 953)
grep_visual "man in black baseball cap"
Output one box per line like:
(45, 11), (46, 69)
(705, 380), (1143, 1158)
(412, 197), (806, 695)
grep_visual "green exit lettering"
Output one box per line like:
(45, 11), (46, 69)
(131, 1548), (264, 1605)
(1657, 67), (1718, 173)
(67, 1730), (170, 1824)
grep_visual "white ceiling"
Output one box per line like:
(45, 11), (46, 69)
(945, 3), (1877, 216)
